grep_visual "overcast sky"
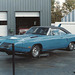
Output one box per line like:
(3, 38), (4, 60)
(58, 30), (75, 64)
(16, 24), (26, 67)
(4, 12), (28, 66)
(55, 0), (65, 5)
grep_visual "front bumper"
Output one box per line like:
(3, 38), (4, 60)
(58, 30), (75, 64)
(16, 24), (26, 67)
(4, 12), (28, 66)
(0, 48), (13, 55)
(0, 48), (29, 55)
(0, 42), (31, 54)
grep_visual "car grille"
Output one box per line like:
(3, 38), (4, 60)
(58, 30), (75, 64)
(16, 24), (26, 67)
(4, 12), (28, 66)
(0, 42), (12, 48)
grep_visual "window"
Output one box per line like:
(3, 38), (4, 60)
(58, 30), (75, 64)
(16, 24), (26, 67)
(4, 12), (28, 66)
(59, 29), (66, 35)
(50, 29), (66, 36)
(0, 21), (7, 25)
(26, 27), (49, 35)
(51, 29), (59, 36)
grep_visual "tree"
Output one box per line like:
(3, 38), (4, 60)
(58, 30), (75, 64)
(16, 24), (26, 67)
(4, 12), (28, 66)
(62, 0), (75, 15)
(51, 0), (55, 23)
(51, 0), (55, 12)
(51, 0), (62, 23)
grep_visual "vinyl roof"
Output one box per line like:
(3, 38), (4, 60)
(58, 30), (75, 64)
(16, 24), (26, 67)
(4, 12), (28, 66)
(33, 26), (71, 34)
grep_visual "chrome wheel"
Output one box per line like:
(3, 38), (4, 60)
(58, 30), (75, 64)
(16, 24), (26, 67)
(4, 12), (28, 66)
(68, 42), (74, 51)
(31, 45), (40, 58)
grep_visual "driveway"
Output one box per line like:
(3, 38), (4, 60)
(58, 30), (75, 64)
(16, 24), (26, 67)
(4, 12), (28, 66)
(0, 50), (75, 75)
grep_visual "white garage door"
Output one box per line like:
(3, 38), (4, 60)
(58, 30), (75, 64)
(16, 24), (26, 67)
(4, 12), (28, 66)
(15, 12), (40, 17)
(0, 12), (7, 36)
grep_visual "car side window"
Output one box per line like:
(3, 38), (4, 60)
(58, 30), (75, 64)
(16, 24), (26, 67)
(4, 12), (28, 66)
(59, 29), (66, 35)
(51, 29), (59, 36)
(50, 29), (66, 36)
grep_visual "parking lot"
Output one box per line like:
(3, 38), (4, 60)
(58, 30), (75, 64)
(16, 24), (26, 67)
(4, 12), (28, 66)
(0, 50), (75, 75)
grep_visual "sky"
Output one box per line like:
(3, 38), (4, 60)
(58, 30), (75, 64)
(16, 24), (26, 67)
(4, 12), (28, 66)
(55, 0), (65, 5)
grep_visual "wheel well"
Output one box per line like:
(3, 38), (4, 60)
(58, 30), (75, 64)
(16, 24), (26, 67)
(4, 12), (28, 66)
(70, 42), (75, 44)
(32, 44), (43, 51)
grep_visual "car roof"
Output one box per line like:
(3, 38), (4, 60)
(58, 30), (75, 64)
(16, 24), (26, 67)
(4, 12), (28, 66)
(32, 26), (71, 34)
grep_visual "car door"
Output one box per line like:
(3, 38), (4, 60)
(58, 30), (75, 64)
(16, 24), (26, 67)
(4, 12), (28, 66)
(58, 29), (69, 48)
(45, 28), (68, 50)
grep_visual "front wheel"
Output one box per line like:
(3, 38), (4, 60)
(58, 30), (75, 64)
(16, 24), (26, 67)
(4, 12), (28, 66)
(67, 42), (74, 51)
(31, 45), (41, 58)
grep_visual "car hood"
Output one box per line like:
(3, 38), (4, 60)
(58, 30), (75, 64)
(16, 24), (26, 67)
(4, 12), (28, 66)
(0, 34), (45, 44)
(8, 34), (39, 40)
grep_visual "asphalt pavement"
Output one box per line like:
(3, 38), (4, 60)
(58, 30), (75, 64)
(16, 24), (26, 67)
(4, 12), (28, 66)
(0, 50), (75, 75)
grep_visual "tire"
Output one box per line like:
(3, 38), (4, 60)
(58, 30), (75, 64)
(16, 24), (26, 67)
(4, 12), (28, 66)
(31, 45), (41, 58)
(6, 52), (12, 55)
(67, 42), (74, 51)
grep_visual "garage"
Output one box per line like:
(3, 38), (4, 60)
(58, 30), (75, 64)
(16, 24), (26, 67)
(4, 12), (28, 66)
(0, 0), (51, 35)
(15, 12), (40, 34)
(0, 12), (7, 36)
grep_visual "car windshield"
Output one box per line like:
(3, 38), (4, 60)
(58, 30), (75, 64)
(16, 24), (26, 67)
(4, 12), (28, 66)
(26, 27), (49, 35)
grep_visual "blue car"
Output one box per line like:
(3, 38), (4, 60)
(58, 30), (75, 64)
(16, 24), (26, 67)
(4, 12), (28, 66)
(0, 26), (75, 58)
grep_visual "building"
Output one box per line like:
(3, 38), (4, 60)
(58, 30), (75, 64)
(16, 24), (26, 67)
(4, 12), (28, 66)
(55, 22), (75, 34)
(55, 9), (75, 34)
(61, 9), (75, 22)
(0, 0), (51, 36)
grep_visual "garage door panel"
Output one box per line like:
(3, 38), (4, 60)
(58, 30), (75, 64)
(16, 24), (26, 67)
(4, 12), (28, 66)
(0, 12), (7, 21)
(15, 12), (40, 17)
(0, 12), (7, 36)
(0, 25), (7, 36)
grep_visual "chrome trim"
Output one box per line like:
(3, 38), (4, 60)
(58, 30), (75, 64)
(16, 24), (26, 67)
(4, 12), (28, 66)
(47, 28), (51, 35)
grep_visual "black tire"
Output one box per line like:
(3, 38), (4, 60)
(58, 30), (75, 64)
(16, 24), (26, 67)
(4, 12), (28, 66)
(67, 42), (74, 51)
(6, 52), (12, 55)
(31, 45), (41, 58)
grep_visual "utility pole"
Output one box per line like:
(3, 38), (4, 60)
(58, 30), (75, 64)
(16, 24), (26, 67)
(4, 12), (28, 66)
(12, 44), (15, 75)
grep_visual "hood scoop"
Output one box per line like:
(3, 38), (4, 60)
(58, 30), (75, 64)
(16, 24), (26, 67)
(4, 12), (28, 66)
(30, 36), (38, 38)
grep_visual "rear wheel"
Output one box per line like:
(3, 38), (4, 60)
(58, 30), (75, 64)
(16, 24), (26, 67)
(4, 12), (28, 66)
(67, 42), (74, 51)
(31, 45), (41, 58)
